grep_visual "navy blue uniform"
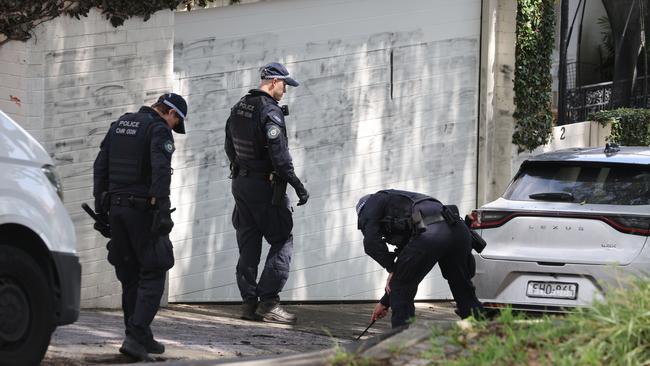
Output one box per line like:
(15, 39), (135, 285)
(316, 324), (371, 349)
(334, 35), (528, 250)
(93, 106), (175, 345)
(358, 190), (483, 328)
(225, 89), (305, 305)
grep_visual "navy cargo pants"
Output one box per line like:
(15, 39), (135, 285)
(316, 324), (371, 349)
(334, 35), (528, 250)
(387, 201), (483, 328)
(108, 203), (174, 344)
(231, 176), (293, 304)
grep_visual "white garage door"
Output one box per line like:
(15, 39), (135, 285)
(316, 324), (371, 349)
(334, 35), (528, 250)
(169, 0), (481, 302)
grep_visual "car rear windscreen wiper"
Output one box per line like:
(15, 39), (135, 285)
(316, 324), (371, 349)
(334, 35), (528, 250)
(528, 192), (575, 202)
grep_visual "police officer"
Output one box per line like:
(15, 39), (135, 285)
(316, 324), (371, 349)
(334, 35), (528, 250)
(356, 189), (485, 328)
(224, 62), (309, 324)
(93, 93), (187, 361)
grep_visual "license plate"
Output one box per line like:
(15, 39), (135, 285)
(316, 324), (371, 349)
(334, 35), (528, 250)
(526, 281), (578, 300)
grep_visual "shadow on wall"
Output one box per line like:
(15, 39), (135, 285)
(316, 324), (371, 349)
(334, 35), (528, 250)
(169, 29), (479, 302)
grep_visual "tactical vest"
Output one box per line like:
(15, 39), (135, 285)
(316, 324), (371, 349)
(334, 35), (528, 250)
(378, 189), (440, 246)
(227, 91), (277, 172)
(108, 112), (157, 186)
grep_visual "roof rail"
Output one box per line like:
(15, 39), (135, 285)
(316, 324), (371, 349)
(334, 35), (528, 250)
(604, 143), (620, 155)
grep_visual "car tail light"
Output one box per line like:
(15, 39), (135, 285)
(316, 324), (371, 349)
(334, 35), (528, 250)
(471, 210), (515, 229)
(602, 215), (650, 236)
(472, 209), (650, 236)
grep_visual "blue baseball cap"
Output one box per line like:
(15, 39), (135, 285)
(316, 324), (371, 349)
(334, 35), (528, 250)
(260, 62), (299, 87)
(156, 93), (188, 134)
(356, 194), (372, 216)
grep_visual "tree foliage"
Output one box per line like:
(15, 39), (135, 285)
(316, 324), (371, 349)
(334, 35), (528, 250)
(512, 0), (556, 152)
(0, 0), (240, 46)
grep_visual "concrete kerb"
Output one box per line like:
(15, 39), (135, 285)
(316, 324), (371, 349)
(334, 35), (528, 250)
(138, 321), (457, 366)
(137, 323), (412, 366)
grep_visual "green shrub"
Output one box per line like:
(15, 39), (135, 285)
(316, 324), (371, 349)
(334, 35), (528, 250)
(591, 108), (650, 146)
(512, 0), (556, 152)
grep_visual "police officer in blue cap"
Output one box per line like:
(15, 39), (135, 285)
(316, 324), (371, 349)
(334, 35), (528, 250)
(225, 62), (309, 324)
(93, 93), (187, 361)
(356, 190), (486, 328)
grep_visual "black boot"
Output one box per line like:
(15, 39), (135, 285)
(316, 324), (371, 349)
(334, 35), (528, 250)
(144, 337), (165, 354)
(119, 335), (155, 362)
(474, 307), (500, 320)
(241, 300), (261, 321)
(255, 301), (297, 324)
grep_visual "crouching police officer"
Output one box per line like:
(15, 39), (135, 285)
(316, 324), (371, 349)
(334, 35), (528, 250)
(356, 189), (486, 328)
(93, 93), (188, 361)
(224, 62), (309, 324)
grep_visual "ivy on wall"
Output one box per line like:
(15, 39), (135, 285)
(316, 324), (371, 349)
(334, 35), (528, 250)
(591, 108), (650, 146)
(0, 0), (240, 46)
(512, 0), (556, 152)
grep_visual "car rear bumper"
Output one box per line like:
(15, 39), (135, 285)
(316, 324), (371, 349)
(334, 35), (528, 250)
(51, 251), (81, 325)
(473, 254), (650, 308)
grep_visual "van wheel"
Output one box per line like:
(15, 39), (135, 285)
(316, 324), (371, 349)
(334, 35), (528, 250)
(0, 246), (55, 366)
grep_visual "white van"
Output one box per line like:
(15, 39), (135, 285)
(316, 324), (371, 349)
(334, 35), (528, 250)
(0, 110), (80, 366)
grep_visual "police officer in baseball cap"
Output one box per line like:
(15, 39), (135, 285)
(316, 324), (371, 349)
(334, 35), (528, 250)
(157, 93), (188, 134)
(93, 92), (188, 361)
(356, 190), (487, 328)
(260, 62), (300, 87)
(224, 62), (308, 324)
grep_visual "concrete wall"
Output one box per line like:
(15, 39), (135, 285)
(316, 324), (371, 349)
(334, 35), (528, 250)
(0, 0), (585, 306)
(0, 0), (482, 306)
(170, 0), (482, 302)
(0, 41), (46, 142)
(478, 0), (519, 206)
(0, 9), (175, 308)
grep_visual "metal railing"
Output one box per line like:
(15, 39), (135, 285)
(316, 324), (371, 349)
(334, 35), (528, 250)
(564, 77), (650, 124)
(565, 81), (613, 124)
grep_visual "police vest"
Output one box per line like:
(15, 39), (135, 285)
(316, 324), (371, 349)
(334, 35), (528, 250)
(227, 91), (278, 172)
(108, 112), (158, 186)
(378, 189), (440, 246)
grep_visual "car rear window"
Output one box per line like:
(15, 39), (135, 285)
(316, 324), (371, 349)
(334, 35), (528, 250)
(503, 162), (650, 205)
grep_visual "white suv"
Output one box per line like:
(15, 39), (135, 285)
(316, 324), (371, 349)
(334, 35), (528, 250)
(472, 145), (650, 310)
(0, 110), (80, 365)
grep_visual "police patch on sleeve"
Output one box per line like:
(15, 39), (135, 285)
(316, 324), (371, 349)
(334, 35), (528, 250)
(266, 125), (281, 140)
(164, 140), (175, 154)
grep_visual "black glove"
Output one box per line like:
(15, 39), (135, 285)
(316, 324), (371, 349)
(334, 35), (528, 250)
(94, 197), (104, 215)
(94, 213), (111, 238)
(228, 163), (239, 179)
(294, 184), (309, 206)
(95, 192), (110, 215)
(151, 198), (175, 236)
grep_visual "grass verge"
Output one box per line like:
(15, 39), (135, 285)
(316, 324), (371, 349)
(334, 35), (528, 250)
(427, 279), (650, 365)
(328, 279), (650, 365)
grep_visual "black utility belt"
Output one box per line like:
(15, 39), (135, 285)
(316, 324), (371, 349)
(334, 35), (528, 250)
(237, 169), (272, 181)
(110, 194), (152, 210)
(408, 212), (447, 235)
(422, 213), (446, 226)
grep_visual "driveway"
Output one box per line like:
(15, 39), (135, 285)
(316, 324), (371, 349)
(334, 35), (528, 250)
(42, 302), (457, 365)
